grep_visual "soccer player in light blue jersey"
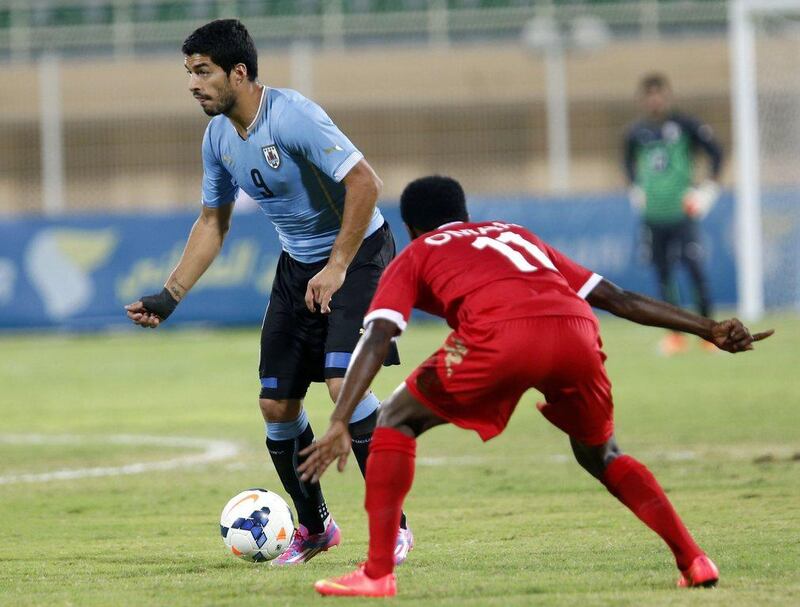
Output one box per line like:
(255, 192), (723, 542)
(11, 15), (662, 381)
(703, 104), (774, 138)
(125, 19), (411, 565)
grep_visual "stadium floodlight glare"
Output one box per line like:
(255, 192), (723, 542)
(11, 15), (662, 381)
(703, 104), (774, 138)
(522, 16), (561, 51)
(570, 16), (611, 52)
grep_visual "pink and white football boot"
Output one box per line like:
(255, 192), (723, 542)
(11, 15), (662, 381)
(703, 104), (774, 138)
(394, 526), (414, 565)
(271, 518), (341, 566)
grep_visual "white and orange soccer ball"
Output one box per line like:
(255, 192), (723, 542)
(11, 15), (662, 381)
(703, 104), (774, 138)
(220, 489), (295, 562)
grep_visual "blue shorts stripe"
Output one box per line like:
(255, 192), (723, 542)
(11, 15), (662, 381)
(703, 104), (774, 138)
(325, 351), (352, 369)
(260, 377), (278, 389)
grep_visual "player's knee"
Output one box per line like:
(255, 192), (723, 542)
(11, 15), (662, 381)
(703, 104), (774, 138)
(571, 449), (599, 478)
(325, 378), (343, 402)
(600, 439), (622, 468)
(570, 436), (621, 480)
(377, 391), (444, 438)
(376, 398), (404, 430)
(376, 394), (420, 432)
(258, 398), (302, 423)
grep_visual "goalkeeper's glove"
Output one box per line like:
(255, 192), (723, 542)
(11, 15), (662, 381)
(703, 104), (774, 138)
(140, 287), (179, 321)
(628, 185), (646, 212)
(683, 180), (720, 219)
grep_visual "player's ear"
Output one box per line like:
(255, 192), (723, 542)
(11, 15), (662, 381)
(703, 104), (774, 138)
(231, 63), (247, 86)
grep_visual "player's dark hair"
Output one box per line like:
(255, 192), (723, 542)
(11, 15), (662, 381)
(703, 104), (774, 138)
(400, 176), (469, 233)
(639, 72), (670, 92)
(182, 19), (258, 81)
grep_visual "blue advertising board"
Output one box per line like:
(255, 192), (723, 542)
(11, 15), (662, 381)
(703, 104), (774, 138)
(0, 193), (749, 330)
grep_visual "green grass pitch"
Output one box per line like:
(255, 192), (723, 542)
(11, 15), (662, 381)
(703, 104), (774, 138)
(0, 315), (798, 606)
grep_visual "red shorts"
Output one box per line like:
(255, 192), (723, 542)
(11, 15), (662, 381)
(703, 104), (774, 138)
(405, 315), (614, 445)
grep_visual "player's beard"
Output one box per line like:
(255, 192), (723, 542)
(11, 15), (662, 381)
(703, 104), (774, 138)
(202, 85), (236, 117)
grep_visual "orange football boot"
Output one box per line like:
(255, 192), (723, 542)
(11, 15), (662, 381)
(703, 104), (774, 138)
(659, 332), (689, 356)
(314, 564), (397, 597)
(677, 555), (719, 588)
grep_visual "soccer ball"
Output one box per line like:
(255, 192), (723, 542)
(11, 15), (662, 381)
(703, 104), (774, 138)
(220, 488), (295, 562)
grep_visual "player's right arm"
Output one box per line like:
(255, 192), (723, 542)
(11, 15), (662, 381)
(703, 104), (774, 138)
(125, 122), (237, 328)
(586, 278), (773, 353)
(623, 127), (645, 211)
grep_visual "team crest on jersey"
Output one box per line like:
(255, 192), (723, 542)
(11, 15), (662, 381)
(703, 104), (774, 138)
(262, 145), (281, 169)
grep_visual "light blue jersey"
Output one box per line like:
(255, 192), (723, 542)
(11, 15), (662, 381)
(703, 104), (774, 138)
(201, 87), (384, 263)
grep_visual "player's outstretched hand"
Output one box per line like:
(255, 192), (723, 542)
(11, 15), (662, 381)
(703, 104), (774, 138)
(708, 318), (774, 353)
(305, 263), (347, 314)
(297, 421), (351, 484)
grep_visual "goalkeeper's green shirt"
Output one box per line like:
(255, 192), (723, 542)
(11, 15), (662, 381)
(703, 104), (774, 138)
(623, 112), (722, 224)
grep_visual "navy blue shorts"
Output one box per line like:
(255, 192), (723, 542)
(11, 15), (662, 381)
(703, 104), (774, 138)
(259, 221), (400, 400)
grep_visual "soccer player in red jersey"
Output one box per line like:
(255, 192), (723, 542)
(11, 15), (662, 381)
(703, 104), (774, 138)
(299, 176), (773, 597)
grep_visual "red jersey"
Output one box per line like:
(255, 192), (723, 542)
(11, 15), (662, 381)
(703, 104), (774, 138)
(365, 220), (602, 333)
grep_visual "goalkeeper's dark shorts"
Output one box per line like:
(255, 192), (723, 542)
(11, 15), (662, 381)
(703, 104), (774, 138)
(258, 221), (400, 401)
(645, 217), (704, 270)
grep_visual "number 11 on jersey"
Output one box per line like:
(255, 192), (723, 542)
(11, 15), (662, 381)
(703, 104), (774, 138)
(472, 231), (556, 273)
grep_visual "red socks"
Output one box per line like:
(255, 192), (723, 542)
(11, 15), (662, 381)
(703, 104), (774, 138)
(363, 436), (703, 576)
(364, 427), (416, 579)
(602, 455), (704, 570)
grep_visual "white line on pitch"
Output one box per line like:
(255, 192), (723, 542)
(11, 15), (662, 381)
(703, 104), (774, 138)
(0, 434), (241, 485)
(417, 446), (798, 467)
(416, 453), (695, 466)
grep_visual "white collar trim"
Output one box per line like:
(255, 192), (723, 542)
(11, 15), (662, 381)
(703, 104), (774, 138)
(246, 85), (268, 132)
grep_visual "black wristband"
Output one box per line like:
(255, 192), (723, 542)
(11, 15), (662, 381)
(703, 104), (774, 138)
(140, 287), (179, 320)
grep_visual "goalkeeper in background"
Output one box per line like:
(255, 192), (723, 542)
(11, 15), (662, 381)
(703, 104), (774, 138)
(624, 73), (723, 355)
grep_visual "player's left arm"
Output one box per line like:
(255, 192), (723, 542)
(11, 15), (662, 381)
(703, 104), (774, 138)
(299, 250), (418, 481)
(586, 278), (773, 352)
(274, 95), (384, 313)
(298, 318), (398, 482)
(682, 115), (724, 217)
(305, 159), (383, 313)
(685, 115), (723, 179)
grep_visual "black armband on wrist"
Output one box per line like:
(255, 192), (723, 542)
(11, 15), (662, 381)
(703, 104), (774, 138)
(140, 287), (179, 320)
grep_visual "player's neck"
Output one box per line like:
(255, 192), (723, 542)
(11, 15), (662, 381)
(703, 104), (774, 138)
(646, 110), (670, 124)
(227, 83), (265, 139)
